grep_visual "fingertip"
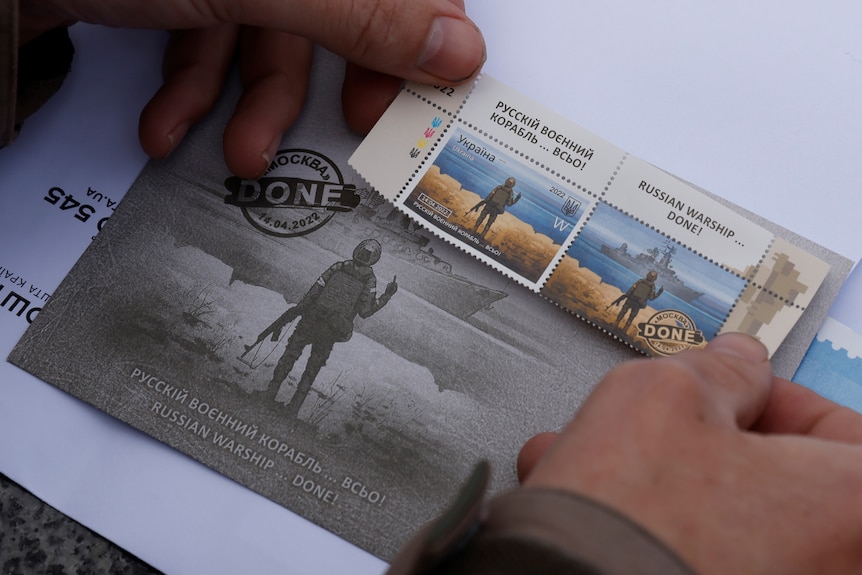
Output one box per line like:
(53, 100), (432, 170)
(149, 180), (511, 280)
(138, 26), (237, 161)
(417, 15), (486, 83)
(707, 333), (769, 364)
(516, 432), (558, 483)
(286, 2), (483, 88)
(138, 110), (169, 160)
(223, 120), (280, 180)
(222, 29), (311, 179)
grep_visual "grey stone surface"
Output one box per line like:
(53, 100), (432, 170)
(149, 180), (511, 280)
(0, 473), (161, 575)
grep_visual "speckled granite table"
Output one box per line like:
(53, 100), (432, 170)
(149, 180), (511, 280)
(0, 473), (161, 574)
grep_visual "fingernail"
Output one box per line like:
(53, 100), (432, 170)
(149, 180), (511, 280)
(419, 17), (486, 82)
(261, 136), (281, 171)
(164, 121), (190, 159)
(708, 333), (768, 363)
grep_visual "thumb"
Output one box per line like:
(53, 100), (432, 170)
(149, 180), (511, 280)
(219, 0), (485, 84)
(39, 0), (485, 84)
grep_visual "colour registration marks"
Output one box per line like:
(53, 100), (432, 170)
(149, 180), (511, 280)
(350, 74), (831, 357)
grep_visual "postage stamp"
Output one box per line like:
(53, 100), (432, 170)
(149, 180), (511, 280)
(350, 74), (833, 356)
(402, 127), (593, 286)
(543, 201), (747, 356)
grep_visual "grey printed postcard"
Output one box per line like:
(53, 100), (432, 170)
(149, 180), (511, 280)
(9, 52), (851, 560)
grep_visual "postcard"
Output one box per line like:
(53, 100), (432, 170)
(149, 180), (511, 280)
(9, 54), (850, 561)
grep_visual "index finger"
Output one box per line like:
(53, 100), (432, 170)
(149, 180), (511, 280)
(753, 377), (862, 443)
(522, 333), (774, 489)
(586, 333), (775, 434)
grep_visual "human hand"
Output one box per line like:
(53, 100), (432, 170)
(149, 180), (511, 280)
(19, 0), (485, 178)
(384, 276), (399, 298)
(517, 333), (862, 575)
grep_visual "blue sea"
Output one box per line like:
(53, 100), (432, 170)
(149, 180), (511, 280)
(433, 129), (591, 245)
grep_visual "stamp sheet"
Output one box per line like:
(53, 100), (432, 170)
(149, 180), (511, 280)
(351, 75), (832, 357)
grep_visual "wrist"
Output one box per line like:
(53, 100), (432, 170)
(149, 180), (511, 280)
(388, 463), (697, 575)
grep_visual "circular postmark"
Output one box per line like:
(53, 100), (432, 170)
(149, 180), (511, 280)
(637, 309), (705, 356)
(223, 148), (359, 238)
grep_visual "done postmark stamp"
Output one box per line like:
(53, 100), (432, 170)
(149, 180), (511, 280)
(350, 74), (832, 356)
(224, 148), (361, 237)
(638, 310), (704, 356)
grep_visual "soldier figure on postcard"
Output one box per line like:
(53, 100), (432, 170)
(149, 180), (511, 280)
(256, 239), (398, 417)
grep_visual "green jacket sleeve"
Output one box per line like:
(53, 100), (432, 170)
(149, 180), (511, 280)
(387, 462), (697, 575)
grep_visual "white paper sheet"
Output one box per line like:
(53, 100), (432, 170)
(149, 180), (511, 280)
(2, 2), (861, 573)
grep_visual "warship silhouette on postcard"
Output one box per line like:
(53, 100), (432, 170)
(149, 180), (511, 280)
(179, 178), (508, 322)
(600, 240), (704, 302)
